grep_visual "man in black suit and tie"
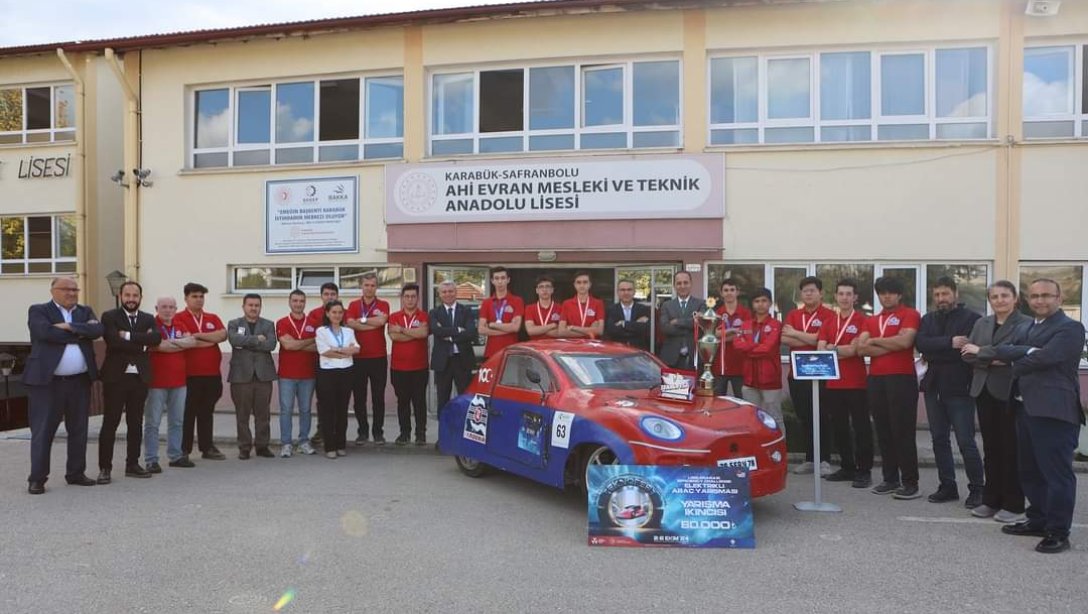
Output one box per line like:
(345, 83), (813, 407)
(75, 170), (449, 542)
(658, 271), (706, 370)
(98, 280), (162, 483)
(429, 280), (477, 411)
(965, 278), (1085, 553)
(604, 278), (651, 351)
(24, 277), (104, 494)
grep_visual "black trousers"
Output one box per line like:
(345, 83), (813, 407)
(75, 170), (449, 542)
(317, 367), (353, 452)
(27, 374), (91, 484)
(977, 389), (1024, 513)
(790, 377), (830, 462)
(392, 369), (429, 440)
(183, 375), (222, 455)
(1016, 405), (1079, 538)
(352, 356), (387, 439)
(868, 374), (919, 485)
(100, 374), (148, 469)
(826, 388), (873, 473)
(713, 375), (744, 397)
(434, 354), (474, 410)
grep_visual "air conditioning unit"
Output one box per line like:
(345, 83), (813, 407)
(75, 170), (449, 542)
(1025, 0), (1061, 17)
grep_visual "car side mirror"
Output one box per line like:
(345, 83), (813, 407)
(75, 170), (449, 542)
(526, 368), (547, 404)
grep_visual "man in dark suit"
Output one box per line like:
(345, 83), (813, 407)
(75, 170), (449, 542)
(98, 280), (162, 483)
(604, 278), (651, 351)
(24, 277), (104, 494)
(657, 271), (705, 370)
(976, 279), (1085, 554)
(429, 280), (477, 411)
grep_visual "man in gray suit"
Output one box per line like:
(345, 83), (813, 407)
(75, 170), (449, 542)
(227, 293), (279, 459)
(658, 271), (705, 370)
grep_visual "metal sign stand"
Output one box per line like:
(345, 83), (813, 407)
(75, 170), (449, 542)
(794, 379), (842, 513)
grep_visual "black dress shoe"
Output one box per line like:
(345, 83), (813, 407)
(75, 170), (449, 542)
(147, 462), (163, 474)
(168, 456), (195, 468)
(202, 448), (226, 460)
(1001, 521), (1048, 537)
(27, 481), (45, 495)
(927, 485), (959, 503)
(96, 470), (112, 485)
(1035, 535), (1071, 554)
(255, 447), (275, 458)
(825, 469), (855, 482)
(67, 475), (96, 486)
(1074, 452), (1088, 463)
(238, 449), (251, 460)
(125, 465), (152, 478)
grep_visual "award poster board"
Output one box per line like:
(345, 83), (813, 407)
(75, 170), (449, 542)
(587, 465), (754, 549)
(790, 351), (841, 381)
(658, 368), (696, 403)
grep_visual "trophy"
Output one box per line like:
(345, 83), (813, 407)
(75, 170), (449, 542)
(694, 299), (722, 397)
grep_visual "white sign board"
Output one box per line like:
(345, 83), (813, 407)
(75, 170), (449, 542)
(265, 176), (358, 254)
(385, 154), (724, 224)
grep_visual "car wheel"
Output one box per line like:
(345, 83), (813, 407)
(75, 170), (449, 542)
(582, 445), (619, 491)
(455, 455), (488, 478)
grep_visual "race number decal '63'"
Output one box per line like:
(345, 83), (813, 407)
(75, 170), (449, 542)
(551, 411), (575, 449)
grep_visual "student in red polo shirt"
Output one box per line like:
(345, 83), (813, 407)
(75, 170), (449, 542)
(388, 283), (430, 446)
(144, 296), (197, 470)
(817, 278), (873, 489)
(478, 267), (524, 358)
(306, 282), (339, 448)
(858, 275), (922, 500)
(525, 275), (561, 340)
(559, 271), (605, 339)
(782, 276), (837, 476)
(276, 289), (318, 457)
(346, 273), (390, 446)
(712, 278), (751, 397)
(732, 288), (784, 429)
(173, 282), (227, 461)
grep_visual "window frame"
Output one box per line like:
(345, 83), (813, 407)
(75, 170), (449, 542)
(1018, 261), (1088, 367)
(229, 263), (408, 296)
(0, 82), (77, 146)
(0, 214), (77, 275)
(1022, 41), (1088, 139)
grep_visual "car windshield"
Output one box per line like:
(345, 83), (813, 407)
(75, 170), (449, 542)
(553, 352), (661, 389)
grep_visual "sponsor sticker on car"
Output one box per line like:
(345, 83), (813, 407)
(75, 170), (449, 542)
(717, 456), (758, 471)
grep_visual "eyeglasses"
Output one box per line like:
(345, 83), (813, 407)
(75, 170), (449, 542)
(1027, 294), (1058, 300)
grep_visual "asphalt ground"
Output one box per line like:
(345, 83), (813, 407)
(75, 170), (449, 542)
(1, 438), (1086, 614)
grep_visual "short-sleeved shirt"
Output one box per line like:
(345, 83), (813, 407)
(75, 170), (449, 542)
(346, 298), (390, 359)
(525, 301), (561, 340)
(864, 306), (922, 376)
(481, 294), (525, 357)
(817, 311), (868, 389)
(389, 310), (429, 372)
(173, 309), (224, 377)
(714, 304), (751, 376)
(276, 314), (317, 380)
(150, 316), (187, 389)
(559, 297), (605, 337)
(306, 306), (327, 330)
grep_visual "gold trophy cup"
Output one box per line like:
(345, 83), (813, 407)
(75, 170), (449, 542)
(695, 299), (722, 397)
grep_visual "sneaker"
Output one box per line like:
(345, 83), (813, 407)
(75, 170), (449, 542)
(970, 504), (998, 518)
(964, 488), (984, 509)
(993, 509), (1026, 524)
(311, 433), (324, 447)
(146, 462), (163, 474)
(893, 484), (921, 500)
(373, 437), (386, 446)
(298, 441), (316, 455)
(851, 473), (872, 489)
(819, 461), (833, 477)
(336, 449), (347, 457)
(414, 438), (427, 447)
(325, 451), (337, 459)
(792, 461), (815, 475)
(927, 485), (960, 503)
(871, 481), (900, 495)
(354, 435), (368, 446)
(202, 447), (226, 461)
(1075, 452), (1088, 463)
(168, 456), (195, 468)
(279, 445), (293, 458)
(394, 435), (409, 446)
(238, 449), (251, 460)
(825, 469), (855, 482)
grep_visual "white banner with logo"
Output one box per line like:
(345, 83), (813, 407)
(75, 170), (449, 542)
(265, 176), (358, 254)
(386, 154), (723, 224)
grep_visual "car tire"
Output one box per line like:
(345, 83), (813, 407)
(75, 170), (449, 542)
(580, 445), (619, 494)
(455, 455), (488, 478)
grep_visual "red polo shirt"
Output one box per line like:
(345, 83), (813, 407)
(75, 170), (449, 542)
(173, 309), (224, 377)
(481, 294), (524, 357)
(150, 316), (187, 389)
(276, 314), (317, 380)
(817, 311), (868, 390)
(864, 306), (921, 376)
(525, 301), (561, 340)
(390, 309), (429, 371)
(346, 297), (390, 359)
(306, 306), (327, 330)
(559, 296), (605, 338)
(713, 303), (751, 376)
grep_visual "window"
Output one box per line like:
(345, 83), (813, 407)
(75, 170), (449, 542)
(0, 84), (76, 145)
(709, 46), (991, 145)
(429, 59), (681, 155)
(705, 263), (766, 307)
(1022, 45), (1088, 139)
(1019, 264), (1084, 322)
(191, 75), (403, 168)
(0, 214), (76, 275)
(925, 264), (989, 315)
(500, 354), (554, 390)
(230, 264), (406, 294)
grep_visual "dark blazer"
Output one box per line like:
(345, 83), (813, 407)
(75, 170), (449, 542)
(604, 301), (652, 351)
(429, 302), (477, 372)
(101, 308), (162, 384)
(24, 301), (104, 386)
(915, 303), (981, 396)
(658, 295), (705, 366)
(227, 317), (279, 383)
(963, 310), (1029, 400)
(994, 310), (1086, 425)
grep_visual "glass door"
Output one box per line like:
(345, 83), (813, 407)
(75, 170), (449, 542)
(615, 265), (678, 354)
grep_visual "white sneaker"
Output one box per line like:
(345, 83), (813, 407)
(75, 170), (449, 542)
(970, 504), (998, 518)
(336, 449), (347, 457)
(819, 461), (833, 477)
(993, 509), (1026, 524)
(298, 441), (316, 455)
(279, 445), (293, 458)
(792, 461), (815, 475)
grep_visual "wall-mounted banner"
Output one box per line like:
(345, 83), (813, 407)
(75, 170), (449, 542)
(386, 154), (724, 224)
(265, 176), (358, 254)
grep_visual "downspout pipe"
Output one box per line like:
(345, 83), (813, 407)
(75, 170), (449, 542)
(104, 48), (140, 281)
(55, 49), (88, 299)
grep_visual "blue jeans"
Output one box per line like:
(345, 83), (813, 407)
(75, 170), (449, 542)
(924, 390), (983, 491)
(144, 386), (186, 464)
(279, 378), (315, 445)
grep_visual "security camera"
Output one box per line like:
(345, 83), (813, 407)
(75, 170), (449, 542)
(133, 168), (152, 180)
(1025, 0), (1061, 16)
(109, 170), (127, 185)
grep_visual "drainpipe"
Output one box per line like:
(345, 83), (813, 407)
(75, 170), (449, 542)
(104, 47), (140, 282)
(55, 49), (88, 299)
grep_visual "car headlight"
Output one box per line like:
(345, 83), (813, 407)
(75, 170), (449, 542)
(639, 416), (684, 442)
(756, 409), (779, 431)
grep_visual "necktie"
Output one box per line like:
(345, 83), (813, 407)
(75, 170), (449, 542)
(129, 315), (137, 329)
(680, 300), (687, 312)
(448, 307), (458, 355)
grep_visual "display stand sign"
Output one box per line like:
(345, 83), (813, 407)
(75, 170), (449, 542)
(790, 350), (841, 513)
(657, 368), (696, 403)
(587, 465), (754, 548)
